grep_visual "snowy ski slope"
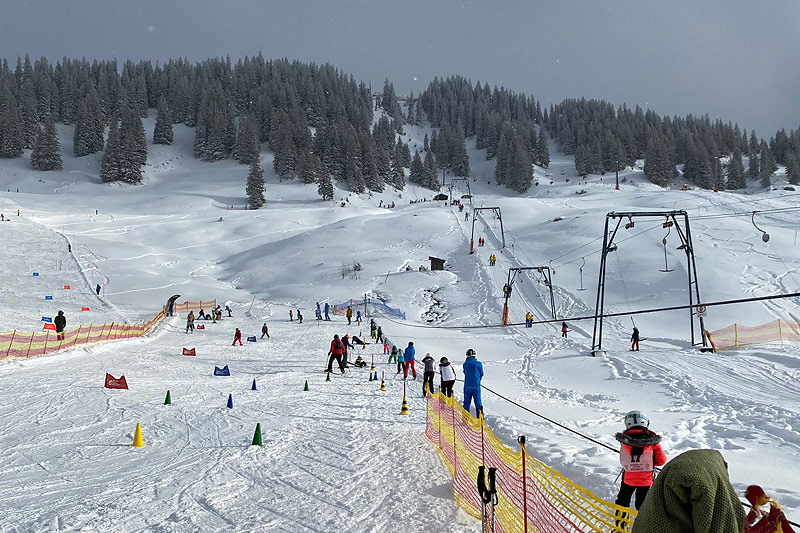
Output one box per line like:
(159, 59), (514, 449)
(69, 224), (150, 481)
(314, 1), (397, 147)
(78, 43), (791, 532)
(0, 114), (798, 530)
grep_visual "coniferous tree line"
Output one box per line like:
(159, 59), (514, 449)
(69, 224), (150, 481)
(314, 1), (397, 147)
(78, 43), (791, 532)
(545, 98), (793, 190)
(2, 55), (798, 194)
(418, 76), (549, 192)
(0, 55), (417, 197)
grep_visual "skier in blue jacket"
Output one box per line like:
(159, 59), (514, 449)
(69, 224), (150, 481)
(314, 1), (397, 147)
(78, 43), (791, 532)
(324, 302), (331, 321)
(403, 341), (417, 380)
(462, 349), (484, 416)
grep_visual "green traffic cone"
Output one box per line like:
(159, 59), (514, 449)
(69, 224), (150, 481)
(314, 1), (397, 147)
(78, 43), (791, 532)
(252, 423), (263, 446)
(369, 372), (373, 381)
(164, 390), (172, 405)
(326, 372), (331, 382)
(303, 380), (309, 391)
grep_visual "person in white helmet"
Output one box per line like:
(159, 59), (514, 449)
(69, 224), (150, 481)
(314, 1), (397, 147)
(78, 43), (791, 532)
(614, 411), (667, 512)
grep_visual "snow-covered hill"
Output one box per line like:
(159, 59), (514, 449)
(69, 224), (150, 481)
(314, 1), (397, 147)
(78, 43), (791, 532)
(0, 113), (798, 530)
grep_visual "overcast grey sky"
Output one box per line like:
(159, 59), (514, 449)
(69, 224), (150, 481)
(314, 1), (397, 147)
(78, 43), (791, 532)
(2, 0), (798, 136)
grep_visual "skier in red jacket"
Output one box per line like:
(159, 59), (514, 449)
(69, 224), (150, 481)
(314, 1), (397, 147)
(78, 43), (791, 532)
(327, 334), (346, 374)
(232, 328), (243, 346)
(614, 410), (667, 511)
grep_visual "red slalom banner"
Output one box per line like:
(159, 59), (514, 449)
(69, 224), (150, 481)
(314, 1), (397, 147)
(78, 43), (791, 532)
(182, 348), (196, 356)
(42, 323), (56, 331)
(104, 373), (129, 390)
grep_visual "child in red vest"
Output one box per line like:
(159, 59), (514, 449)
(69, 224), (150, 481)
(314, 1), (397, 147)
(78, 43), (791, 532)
(614, 410), (666, 511)
(232, 328), (243, 346)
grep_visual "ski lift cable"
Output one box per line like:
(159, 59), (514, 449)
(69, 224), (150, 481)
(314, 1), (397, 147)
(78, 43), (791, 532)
(371, 291), (800, 331)
(552, 223), (663, 270)
(614, 247), (633, 314)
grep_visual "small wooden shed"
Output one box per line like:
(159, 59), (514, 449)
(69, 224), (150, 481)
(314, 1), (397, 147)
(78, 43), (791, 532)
(429, 256), (446, 271)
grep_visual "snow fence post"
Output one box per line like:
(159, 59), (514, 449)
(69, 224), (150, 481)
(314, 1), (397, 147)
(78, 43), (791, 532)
(480, 410), (485, 467)
(107, 323), (114, 341)
(734, 324), (738, 348)
(75, 325), (83, 347)
(43, 331), (49, 355)
(519, 435), (528, 533)
(5, 330), (16, 359)
(438, 392), (442, 454)
(26, 332), (35, 358)
(452, 399), (458, 481)
(778, 319), (783, 345)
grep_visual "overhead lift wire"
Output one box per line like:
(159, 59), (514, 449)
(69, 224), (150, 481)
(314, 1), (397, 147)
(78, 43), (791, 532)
(374, 291), (800, 331)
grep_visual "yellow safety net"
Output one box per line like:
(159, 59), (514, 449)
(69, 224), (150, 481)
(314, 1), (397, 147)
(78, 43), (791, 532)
(426, 391), (637, 532)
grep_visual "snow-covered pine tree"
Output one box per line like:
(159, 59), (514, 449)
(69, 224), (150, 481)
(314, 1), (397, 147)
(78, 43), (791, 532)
(0, 86), (24, 158)
(536, 128), (550, 167)
(153, 96), (173, 145)
(344, 157), (365, 193)
(246, 157), (265, 208)
(759, 144), (773, 188)
(726, 147), (746, 189)
(233, 114), (259, 164)
(390, 157), (405, 190)
(786, 153), (799, 185)
(317, 164), (334, 200)
(423, 149), (438, 189)
(409, 150), (424, 185)
(30, 120), (62, 170)
(450, 124), (470, 176)
(100, 116), (121, 183)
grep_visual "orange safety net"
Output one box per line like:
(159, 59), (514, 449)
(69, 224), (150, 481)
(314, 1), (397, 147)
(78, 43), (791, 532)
(172, 299), (217, 312)
(1, 310), (164, 361)
(709, 319), (800, 350)
(426, 391), (637, 532)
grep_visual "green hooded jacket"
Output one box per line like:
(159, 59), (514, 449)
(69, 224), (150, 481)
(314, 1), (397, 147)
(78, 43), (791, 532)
(632, 449), (745, 533)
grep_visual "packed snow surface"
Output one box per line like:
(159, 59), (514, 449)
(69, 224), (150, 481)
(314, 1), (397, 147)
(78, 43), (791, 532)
(0, 116), (798, 530)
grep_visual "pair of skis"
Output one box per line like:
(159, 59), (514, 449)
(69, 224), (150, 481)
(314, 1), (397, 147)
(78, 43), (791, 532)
(477, 466), (498, 533)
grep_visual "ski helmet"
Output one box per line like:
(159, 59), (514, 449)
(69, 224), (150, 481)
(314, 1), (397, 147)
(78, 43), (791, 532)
(466, 348), (476, 356)
(624, 410), (650, 429)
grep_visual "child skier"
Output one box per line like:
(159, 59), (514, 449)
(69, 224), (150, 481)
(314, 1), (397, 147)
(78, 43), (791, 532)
(355, 310), (362, 325)
(396, 346), (404, 374)
(346, 306), (353, 325)
(261, 323), (269, 339)
(388, 344), (398, 365)
(327, 334), (346, 374)
(614, 411), (667, 511)
(525, 312), (533, 328)
(324, 302), (331, 321)
(631, 327), (640, 351)
(232, 328), (243, 346)
(376, 325), (383, 343)
(439, 357), (456, 398)
(297, 309), (303, 323)
(561, 321), (568, 338)
(225, 305), (232, 317)
(289, 310), (293, 321)
(422, 353), (435, 396)
(185, 311), (195, 333)
(353, 355), (367, 368)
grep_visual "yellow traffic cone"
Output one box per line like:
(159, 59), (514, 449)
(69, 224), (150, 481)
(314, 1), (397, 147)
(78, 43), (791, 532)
(132, 423), (144, 448)
(370, 355), (375, 371)
(399, 396), (409, 415)
(399, 381), (409, 415)
(379, 371), (387, 392)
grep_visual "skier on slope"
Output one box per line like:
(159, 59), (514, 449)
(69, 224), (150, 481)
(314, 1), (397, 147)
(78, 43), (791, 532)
(388, 344), (398, 365)
(561, 321), (569, 338)
(315, 306), (322, 321)
(327, 334), (346, 374)
(289, 309), (293, 321)
(422, 353), (435, 396)
(462, 349), (483, 416)
(631, 326), (640, 351)
(261, 323), (270, 339)
(403, 341), (416, 380)
(370, 319), (377, 339)
(614, 411), (667, 512)
(439, 357), (456, 398)
(396, 345), (405, 375)
(324, 302), (331, 321)
(185, 311), (195, 334)
(355, 310), (362, 325)
(376, 325), (383, 343)
(346, 306), (353, 325)
(232, 327), (243, 346)
(225, 305), (232, 317)
(341, 334), (354, 366)
(54, 310), (67, 341)
(297, 309), (303, 324)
